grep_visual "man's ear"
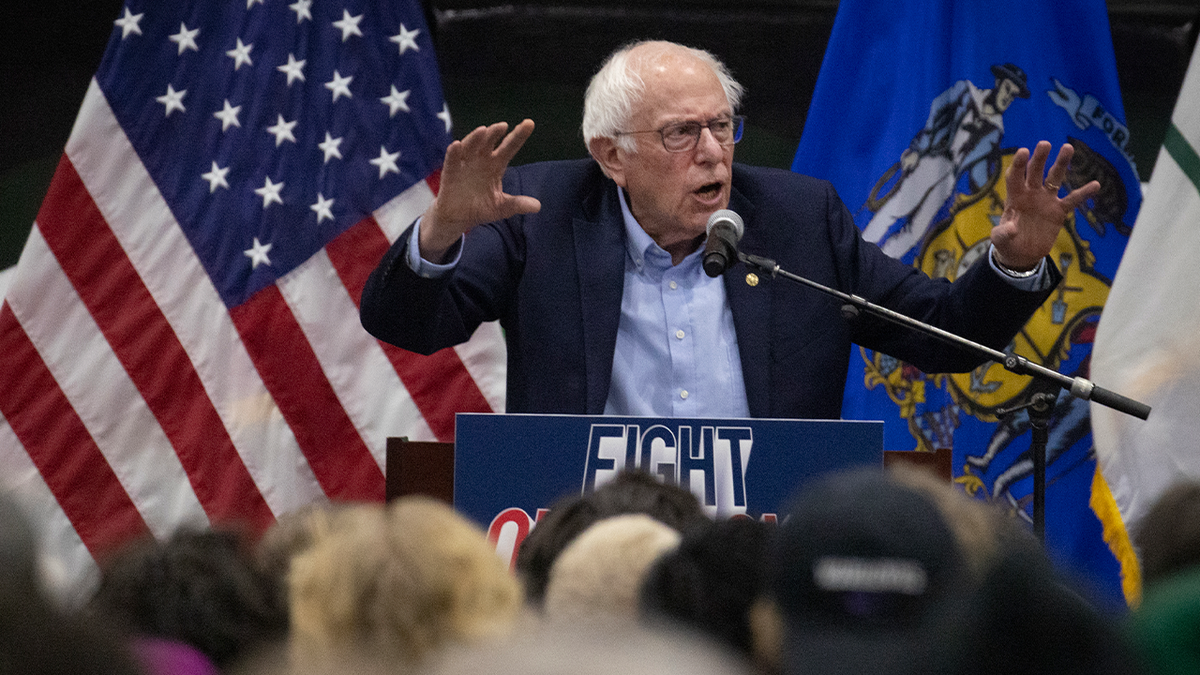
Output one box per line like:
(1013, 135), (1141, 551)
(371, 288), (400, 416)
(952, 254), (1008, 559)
(588, 136), (627, 188)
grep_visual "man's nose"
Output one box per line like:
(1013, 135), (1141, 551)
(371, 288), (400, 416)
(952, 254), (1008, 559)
(694, 126), (724, 159)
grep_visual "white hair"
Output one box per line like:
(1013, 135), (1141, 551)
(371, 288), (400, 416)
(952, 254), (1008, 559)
(582, 41), (745, 154)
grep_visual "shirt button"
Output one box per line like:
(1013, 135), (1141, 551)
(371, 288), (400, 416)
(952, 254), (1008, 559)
(675, 329), (685, 339)
(668, 280), (678, 290)
(680, 390), (689, 400)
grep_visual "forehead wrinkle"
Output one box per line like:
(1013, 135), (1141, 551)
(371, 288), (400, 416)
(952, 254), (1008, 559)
(632, 67), (726, 128)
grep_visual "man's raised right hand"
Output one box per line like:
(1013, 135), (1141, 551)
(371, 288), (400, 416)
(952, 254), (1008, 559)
(417, 119), (542, 263)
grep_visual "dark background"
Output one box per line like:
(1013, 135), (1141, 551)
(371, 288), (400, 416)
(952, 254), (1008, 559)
(2, 0), (1197, 270)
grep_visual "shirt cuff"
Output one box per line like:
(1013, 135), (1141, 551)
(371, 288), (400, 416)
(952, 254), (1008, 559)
(988, 244), (1052, 292)
(405, 217), (463, 278)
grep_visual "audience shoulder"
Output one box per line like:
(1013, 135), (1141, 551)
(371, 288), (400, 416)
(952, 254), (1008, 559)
(423, 623), (753, 675)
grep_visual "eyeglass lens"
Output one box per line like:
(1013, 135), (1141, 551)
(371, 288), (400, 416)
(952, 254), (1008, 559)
(662, 116), (744, 151)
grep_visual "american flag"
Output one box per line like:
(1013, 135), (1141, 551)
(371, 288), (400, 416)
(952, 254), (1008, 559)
(0, 0), (505, 602)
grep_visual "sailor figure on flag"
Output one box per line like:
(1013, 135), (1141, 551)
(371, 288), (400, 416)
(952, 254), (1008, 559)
(863, 64), (1031, 259)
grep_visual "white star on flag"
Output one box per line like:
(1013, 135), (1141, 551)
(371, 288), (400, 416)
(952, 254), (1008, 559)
(243, 237), (272, 268)
(169, 24), (200, 55)
(318, 133), (344, 163)
(156, 84), (187, 116)
(265, 114), (298, 146)
(254, 177), (284, 208)
(201, 161), (230, 192)
(333, 10), (364, 42)
(438, 103), (452, 133)
(369, 146), (401, 178)
(277, 54), (306, 86)
(325, 71), (354, 102)
(389, 24), (420, 54)
(310, 193), (335, 223)
(289, 0), (313, 23)
(381, 86), (411, 116)
(213, 100), (242, 131)
(226, 38), (254, 70)
(114, 8), (144, 39)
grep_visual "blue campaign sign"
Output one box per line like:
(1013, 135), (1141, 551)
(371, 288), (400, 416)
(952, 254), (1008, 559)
(453, 413), (883, 565)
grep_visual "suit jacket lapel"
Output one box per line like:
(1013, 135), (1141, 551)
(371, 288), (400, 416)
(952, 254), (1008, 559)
(724, 187), (772, 418)
(573, 183), (626, 414)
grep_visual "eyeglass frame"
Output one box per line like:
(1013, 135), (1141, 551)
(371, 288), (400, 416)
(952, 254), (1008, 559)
(614, 115), (745, 153)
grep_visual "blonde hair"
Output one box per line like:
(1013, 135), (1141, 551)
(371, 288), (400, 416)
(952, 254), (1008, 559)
(886, 464), (1004, 580)
(543, 513), (682, 622)
(288, 498), (523, 667)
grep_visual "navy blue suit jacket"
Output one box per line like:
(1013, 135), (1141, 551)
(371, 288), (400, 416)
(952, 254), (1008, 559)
(361, 159), (1057, 419)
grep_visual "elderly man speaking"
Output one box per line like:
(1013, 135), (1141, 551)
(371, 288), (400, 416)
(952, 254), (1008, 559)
(360, 40), (1097, 420)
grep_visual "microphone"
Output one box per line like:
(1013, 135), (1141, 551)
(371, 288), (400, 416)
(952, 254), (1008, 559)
(702, 209), (744, 278)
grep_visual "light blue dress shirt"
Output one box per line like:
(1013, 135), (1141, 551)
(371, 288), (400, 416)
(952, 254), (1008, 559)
(603, 188), (750, 418)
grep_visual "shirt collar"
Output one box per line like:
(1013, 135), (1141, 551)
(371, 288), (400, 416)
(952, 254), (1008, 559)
(618, 186), (657, 271)
(618, 186), (701, 272)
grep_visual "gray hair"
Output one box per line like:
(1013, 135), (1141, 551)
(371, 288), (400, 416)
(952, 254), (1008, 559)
(582, 41), (745, 153)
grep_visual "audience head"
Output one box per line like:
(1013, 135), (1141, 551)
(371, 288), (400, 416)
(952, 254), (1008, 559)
(0, 572), (145, 675)
(1135, 480), (1200, 588)
(0, 491), (144, 675)
(1126, 564), (1200, 675)
(640, 517), (773, 661)
(1124, 481), (1200, 675)
(517, 470), (708, 607)
(769, 467), (971, 674)
(543, 513), (681, 623)
(253, 500), (350, 592)
(884, 463), (1035, 580)
(89, 526), (289, 670)
(929, 544), (1143, 675)
(767, 466), (1141, 675)
(288, 497), (523, 668)
(0, 491), (40, 593)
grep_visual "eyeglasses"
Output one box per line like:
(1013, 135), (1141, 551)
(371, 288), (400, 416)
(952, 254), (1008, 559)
(616, 115), (745, 153)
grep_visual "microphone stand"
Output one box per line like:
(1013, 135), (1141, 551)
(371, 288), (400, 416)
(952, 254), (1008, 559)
(995, 377), (1059, 541)
(737, 252), (1151, 541)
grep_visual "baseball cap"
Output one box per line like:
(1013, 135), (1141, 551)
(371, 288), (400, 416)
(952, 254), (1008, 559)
(769, 468), (971, 674)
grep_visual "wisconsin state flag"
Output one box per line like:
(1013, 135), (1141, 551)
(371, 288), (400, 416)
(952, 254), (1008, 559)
(793, 0), (1142, 608)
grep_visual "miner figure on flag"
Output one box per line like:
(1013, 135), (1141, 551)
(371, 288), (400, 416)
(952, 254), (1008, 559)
(863, 64), (1031, 259)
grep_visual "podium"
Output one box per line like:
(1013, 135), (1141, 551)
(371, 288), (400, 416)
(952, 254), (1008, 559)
(385, 438), (454, 503)
(385, 414), (957, 566)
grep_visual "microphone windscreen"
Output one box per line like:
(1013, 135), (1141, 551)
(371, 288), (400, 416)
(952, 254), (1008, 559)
(705, 209), (744, 241)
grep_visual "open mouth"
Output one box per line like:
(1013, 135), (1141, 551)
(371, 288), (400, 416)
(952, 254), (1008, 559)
(695, 182), (723, 198)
